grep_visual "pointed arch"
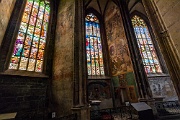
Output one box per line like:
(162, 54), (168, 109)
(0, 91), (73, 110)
(85, 10), (105, 76)
(131, 14), (163, 74)
(8, 0), (50, 72)
(0, 0), (58, 76)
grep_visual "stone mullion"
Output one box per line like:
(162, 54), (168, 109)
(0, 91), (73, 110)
(118, 0), (153, 99)
(142, 0), (180, 100)
(73, 0), (80, 106)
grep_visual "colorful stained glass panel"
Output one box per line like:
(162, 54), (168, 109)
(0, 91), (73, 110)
(9, 0), (50, 72)
(27, 59), (36, 71)
(85, 13), (105, 76)
(132, 15), (162, 74)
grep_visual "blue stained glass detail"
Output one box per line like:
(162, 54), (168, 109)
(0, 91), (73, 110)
(132, 15), (162, 74)
(85, 13), (104, 76)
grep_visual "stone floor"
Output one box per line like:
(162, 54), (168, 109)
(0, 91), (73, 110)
(112, 113), (138, 120)
(111, 113), (180, 120)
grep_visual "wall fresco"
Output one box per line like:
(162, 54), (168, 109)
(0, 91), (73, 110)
(105, 3), (133, 76)
(148, 76), (178, 101)
(105, 2), (138, 106)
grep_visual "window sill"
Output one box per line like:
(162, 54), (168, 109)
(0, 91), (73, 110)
(88, 76), (111, 80)
(0, 69), (49, 78)
(147, 73), (169, 78)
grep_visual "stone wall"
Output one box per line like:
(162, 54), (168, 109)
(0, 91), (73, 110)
(52, 0), (75, 117)
(0, 75), (48, 119)
(154, 0), (180, 57)
(0, 0), (56, 119)
(0, 0), (16, 46)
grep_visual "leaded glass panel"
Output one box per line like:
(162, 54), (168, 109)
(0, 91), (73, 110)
(9, 0), (50, 72)
(85, 13), (105, 76)
(132, 15), (162, 74)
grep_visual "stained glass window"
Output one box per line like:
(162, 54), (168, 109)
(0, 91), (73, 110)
(9, 0), (50, 72)
(85, 13), (105, 76)
(131, 15), (162, 74)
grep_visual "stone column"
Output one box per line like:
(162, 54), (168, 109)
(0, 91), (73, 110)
(72, 0), (90, 119)
(118, 0), (153, 100)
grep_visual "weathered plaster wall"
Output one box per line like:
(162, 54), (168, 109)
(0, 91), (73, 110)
(154, 0), (180, 57)
(52, 0), (75, 117)
(0, 0), (16, 46)
(105, 2), (133, 76)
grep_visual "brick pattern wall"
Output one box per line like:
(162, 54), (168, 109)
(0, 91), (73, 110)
(0, 75), (48, 118)
(0, 0), (16, 46)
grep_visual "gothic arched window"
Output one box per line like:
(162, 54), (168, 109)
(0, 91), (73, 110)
(8, 0), (50, 72)
(85, 13), (105, 76)
(131, 15), (162, 74)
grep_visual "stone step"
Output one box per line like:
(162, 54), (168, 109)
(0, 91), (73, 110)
(158, 114), (180, 120)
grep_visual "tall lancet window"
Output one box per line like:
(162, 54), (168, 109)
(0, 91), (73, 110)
(85, 13), (105, 76)
(132, 15), (162, 74)
(9, 0), (50, 72)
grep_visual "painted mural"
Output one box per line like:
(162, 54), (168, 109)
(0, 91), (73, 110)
(105, 2), (138, 105)
(88, 81), (111, 100)
(105, 3), (133, 76)
(112, 72), (138, 104)
(148, 77), (178, 101)
(88, 80), (113, 109)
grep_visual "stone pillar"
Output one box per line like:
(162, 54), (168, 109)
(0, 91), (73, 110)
(52, 0), (76, 117)
(72, 0), (90, 119)
(118, 0), (153, 100)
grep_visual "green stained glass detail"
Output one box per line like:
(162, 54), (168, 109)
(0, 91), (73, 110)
(9, 0), (50, 72)
(132, 15), (162, 74)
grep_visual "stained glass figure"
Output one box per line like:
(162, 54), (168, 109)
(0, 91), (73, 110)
(131, 15), (162, 74)
(9, 0), (50, 72)
(85, 13), (105, 76)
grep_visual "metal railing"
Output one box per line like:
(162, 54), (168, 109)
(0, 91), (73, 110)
(90, 106), (137, 120)
(57, 113), (77, 120)
(155, 101), (180, 116)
